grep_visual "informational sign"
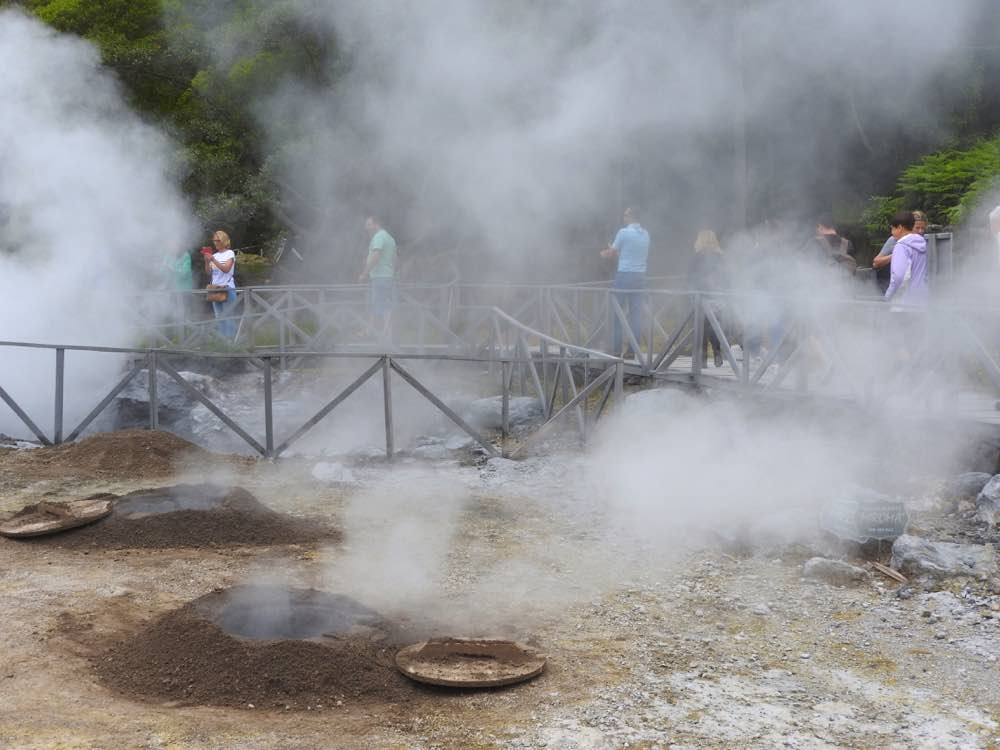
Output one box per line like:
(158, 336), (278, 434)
(820, 497), (909, 543)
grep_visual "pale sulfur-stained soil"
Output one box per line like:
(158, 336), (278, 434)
(0, 432), (998, 749)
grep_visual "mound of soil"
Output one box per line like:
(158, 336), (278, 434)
(93, 588), (415, 710)
(0, 429), (253, 480)
(15, 484), (337, 549)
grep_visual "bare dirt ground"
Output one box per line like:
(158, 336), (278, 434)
(0, 433), (998, 749)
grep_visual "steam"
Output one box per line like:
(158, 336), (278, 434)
(0, 10), (196, 438)
(177, 0), (982, 278)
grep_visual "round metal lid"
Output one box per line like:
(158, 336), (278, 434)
(395, 637), (545, 688)
(0, 496), (114, 538)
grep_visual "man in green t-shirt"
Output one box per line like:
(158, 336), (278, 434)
(358, 215), (397, 337)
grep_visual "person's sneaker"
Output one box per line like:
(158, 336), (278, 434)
(713, 350), (724, 368)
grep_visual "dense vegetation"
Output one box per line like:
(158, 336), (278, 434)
(14, 0), (339, 253)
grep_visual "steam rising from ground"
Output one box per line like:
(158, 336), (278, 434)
(0, 11), (195, 436)
(191, 0), (982, 277)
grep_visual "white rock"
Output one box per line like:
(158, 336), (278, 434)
(803, 557), (870, 586)
(976, 475), (1000, 527)
(310, 462), (356, 483)
(891, 535), (997, 579)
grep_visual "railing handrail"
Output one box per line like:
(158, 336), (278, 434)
(488, 307), (621, 362)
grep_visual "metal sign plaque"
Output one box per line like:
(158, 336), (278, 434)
(820, 497), (909, 543)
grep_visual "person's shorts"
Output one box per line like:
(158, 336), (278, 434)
(370, 278), (396, 316)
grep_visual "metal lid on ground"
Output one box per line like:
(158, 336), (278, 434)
(0, 495), (114, 538)
(395, 637), (546, 688)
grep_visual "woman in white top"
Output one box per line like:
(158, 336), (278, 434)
(204, 229), (237, 340)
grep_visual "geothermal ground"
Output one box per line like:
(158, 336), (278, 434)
(0, 431), (998, 749)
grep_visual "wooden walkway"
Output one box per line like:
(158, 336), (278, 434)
(624, 354), (1000, 429)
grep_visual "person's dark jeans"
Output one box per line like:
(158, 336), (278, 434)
(611, 271), (645, 355)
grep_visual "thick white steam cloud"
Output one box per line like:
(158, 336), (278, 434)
(0, 10), (196, 437)
(202, 0), (982, 279)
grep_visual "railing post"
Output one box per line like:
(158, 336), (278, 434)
(382, 355), (394, 460)
(53, 348), (65, 444)
(559, 346), (569, 407)
(244, 289), (254, 350)
(614, 360), (624, 405)
(279, 294), (288, 370)
(147, 351), (159, 430)
(501, 360), (511, 454)
(691, 293), (704, 385)
(647, 294), (656, 373)
(263, 356), (274, 458)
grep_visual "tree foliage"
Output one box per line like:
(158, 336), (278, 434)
(863, 136), (1000, 234)
(19, 0), (340, 250)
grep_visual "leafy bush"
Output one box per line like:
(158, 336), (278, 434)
(865, 135), (1000, 233)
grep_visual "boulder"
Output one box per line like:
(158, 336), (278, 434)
(944, 472), (993, 501)
(410, 440), (452, 460)
(114, 369), (218, 429)
(976, 475), (1000, 527)
(462, 396), (543, 430)
(311, 462), (356, 483)
(802, 557), (870, 586)
(890, 534), (997, 579)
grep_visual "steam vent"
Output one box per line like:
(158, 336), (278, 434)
(11, 484), (337, 549)
(93, 586), (414, 710)
(4, 0), (1000, 745)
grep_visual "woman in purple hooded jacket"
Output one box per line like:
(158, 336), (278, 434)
(884, 210), (928, 306)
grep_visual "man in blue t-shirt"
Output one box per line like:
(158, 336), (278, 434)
(600, 207), (650, 357)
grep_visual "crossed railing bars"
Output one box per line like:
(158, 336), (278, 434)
(0, 327), (624, 458)
(4, 281), (998, 458)
(138, 283), (1000, 407)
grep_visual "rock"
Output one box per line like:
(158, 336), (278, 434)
(890, 534), (997, 579)
(802, 557), (870, 586)
(310, 462), (356, 483)
(945, 472), (992, 501)
(410, 441), (452, 460)
(462, 396), (543, 430)
(113, 369), (219, 429)
(444, 434), (474, 450)
(975, 475), (1000, 527)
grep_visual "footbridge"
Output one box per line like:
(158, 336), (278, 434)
(1, 279), (998, 459)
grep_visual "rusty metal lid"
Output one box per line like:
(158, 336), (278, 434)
(0, 495), (114, 538)
(395, 637), (545, 688)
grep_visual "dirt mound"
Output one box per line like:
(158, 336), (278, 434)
(0, 429), (252, 479)
(13, 484), (337, 549)
(93, 588), (416, 710)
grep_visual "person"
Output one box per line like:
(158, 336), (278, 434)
(204, 229), (237, 340)
(884, 210), (928, 306)
(810, 213), (855, 265)
(358, 215), (397, 338)
(162, 247), (193, 291)
(160, 247), (194, 337)
(688, 229), (727, 367)
(601, 206), (650, 358)
(874, 210), (925, 293)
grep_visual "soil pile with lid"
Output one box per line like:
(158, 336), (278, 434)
(93, 586), (416, 710)
(0, 429), (254, 480)
(17, 484), (337, 549)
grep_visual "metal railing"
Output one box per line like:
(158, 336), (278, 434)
(0, 336), (624, 458)
(135, 281), (1000, 413)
